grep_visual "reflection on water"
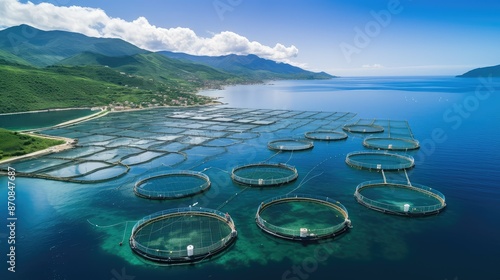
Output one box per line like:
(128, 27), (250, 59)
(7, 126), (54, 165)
(0, 108), (95, 130)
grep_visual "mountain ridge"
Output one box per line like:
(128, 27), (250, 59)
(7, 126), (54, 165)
(457, 64), (500, 77)
(0, 24), (147, 67)
(158, 51), (334, 80)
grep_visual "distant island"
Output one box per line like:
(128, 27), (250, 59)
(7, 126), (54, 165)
(0, 24), (335, 114)
(457, 64), (500, 77)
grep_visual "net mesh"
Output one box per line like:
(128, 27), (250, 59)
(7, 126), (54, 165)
(231, 163), (298, 186)
(346, 151), (415, 170)
(255, 194), (351, 240)
(130, 208), (237, 263)
(354, 180), (446, 216)
(134, 170), (210, 199)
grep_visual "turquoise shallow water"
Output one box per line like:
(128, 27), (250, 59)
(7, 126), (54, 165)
(1, 77), (500, 280)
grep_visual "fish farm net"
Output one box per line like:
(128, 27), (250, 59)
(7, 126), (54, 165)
(267, 139), (314, 151)
(231, 162), (298, 186)
(255, 194), (351, 240)
(134, 170), (211, 199)
(129, 207), (237, 264)
(2, 107), (357, 184)
(342, 124), (384, 133)
(346, 151), (415, 170)
(363, 137), (420, 151)
(354, 180), (446, 216)
(361, 120), (420, 150)
(304, 130), (348, 141)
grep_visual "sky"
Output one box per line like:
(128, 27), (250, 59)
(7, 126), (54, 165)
(1, 0), (499, 76)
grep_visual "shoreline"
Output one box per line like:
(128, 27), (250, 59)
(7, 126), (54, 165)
(0, 108), (107, 165)
(0, 107), (100, 116)
(0, 101), (224, 165)
(0, 133), (77, 165)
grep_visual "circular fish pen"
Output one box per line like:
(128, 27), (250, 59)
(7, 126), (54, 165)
(363, 137), (420, 151)
(129, 207), (237, 264)
(304, 130), (348, 141)
(231, 162), (298, 186)
(134, 170), (210, 199)
(346, 151), (415, 170)
(267, 139), (314, 151)
(255, 194), (351, 241)
(354, 180), (446, 216)
(342, 124), (384, 133)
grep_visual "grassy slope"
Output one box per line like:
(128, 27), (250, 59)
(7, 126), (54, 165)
(0, 62), (212, 113)
(0, 50), (32, 66)
(0, 128), (64, 160)
(58, 52), (243, 87)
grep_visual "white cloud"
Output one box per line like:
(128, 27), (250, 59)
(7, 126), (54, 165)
(361, 64), (384, 69)
(0, 0), (299, 61)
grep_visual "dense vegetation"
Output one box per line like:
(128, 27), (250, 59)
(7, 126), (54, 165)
(0, 61), (213, 113)
(0, 128), (64, 160)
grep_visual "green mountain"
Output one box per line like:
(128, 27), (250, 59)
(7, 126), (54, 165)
(58, 51), (241, 88)
(158, 51), (335, 80)
(457, 64), (500, 77)
(0, 49), (31, 65)
(0, 24), (336, 114)
(0, 62), (212, 114)
(0, 24), (147, 67)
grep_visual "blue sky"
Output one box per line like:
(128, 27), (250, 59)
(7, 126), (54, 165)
(3, 0), (500, 76)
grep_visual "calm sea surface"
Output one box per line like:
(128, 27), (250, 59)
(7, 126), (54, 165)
(1, 77), (500, 280)
(0, 108), (95, 131)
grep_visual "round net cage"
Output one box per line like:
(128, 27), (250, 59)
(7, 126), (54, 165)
(354, 180), (446, 216)
(134, 170), (210, 199)
(255, 194), (352, 241)
(267, 139), (314, 151)
(363, 137), (420, 151)
(304, 130), (348, 141)
(342, 124), (384, 133)
(231, 162), (298, 186)
(345, 151), (415, 170)
(129, 207), (237, 264)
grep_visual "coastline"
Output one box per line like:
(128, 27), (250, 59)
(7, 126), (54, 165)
(0, 106), (100, 116)
(0, 108), (107, 165)
(0, 133), (76, 165)
(0, 101), (224, 165)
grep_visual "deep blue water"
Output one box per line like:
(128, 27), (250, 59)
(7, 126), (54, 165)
(1, 76), (500, 280)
